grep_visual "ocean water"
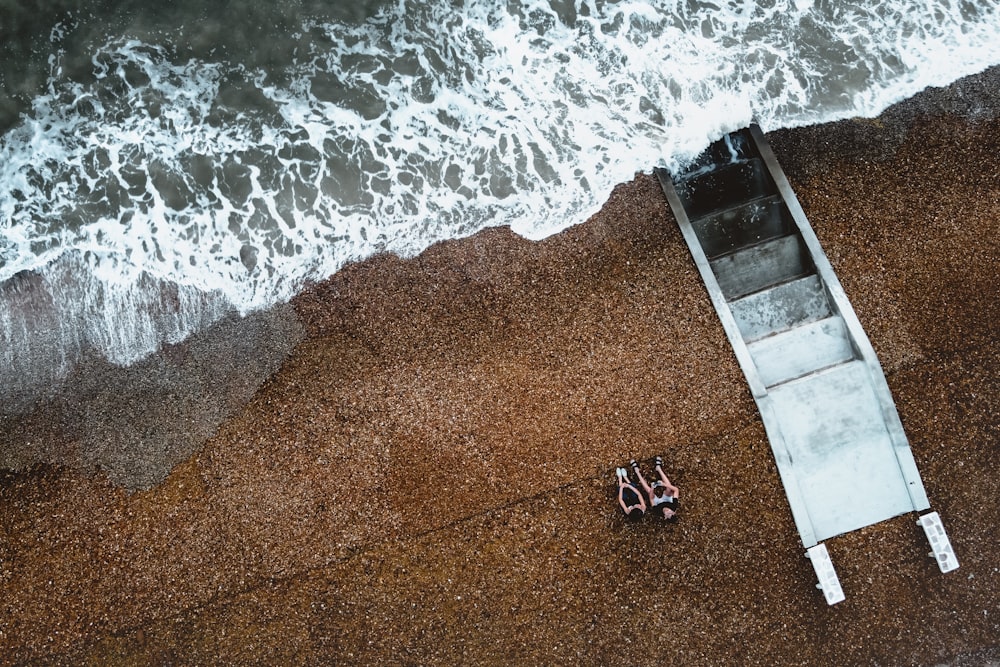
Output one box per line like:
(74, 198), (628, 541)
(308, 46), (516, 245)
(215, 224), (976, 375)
(2, 0), (999, 401)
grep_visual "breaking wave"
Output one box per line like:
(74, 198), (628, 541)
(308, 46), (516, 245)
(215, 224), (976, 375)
(1, 0), (999, 396)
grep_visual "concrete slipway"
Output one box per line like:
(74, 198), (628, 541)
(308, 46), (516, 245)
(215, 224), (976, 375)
(655, 126), (958, 603)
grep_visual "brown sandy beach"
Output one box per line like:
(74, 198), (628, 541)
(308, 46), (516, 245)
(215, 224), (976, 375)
(1, 73), (999, 664)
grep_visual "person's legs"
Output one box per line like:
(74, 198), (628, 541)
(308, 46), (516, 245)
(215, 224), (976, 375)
(654, 461), (680, 498)
(630, 459), (653, 497)
(616, 468), (630, 504)
(617, 470), (638, 511)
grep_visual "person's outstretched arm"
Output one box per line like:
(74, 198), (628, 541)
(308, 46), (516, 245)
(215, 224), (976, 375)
(619, 483), (646, 511)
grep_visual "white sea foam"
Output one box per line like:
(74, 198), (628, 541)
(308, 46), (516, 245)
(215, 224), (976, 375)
(1, 0), (998, 389)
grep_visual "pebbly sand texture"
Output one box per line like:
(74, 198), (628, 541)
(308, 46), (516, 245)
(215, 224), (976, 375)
(1, 73), (999, 664)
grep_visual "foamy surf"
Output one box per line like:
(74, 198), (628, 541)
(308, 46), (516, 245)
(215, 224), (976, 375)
(2, 0), (999, 396)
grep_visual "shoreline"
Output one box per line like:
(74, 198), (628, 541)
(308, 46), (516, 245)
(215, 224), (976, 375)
(4, 65), (998, 489)
(1, 69), (998, 664)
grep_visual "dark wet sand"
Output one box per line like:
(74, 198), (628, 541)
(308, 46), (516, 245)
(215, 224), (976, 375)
(1, 77), (999, 664)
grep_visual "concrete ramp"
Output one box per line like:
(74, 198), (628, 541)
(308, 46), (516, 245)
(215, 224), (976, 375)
(655, 125), (933, 551)
(768, 361), (915, 541)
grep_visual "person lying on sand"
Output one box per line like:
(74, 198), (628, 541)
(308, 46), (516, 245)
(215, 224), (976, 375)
(631, 457), (679, 521)
(615, 467), (646, 520)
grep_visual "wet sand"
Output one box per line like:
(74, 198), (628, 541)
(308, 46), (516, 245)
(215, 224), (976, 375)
(1, 74), (999, 664)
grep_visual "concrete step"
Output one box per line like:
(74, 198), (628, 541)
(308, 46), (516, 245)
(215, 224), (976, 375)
(747, 316), (855, 387)
(675, 158), (778, 220)
(691, 195), (796, 259)
(729, 274), (833, 342)
(710, 234), (813, 301)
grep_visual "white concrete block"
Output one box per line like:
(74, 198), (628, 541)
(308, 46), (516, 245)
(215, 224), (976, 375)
(806, 543), (845, 605)
(918, 511), (959, 573)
